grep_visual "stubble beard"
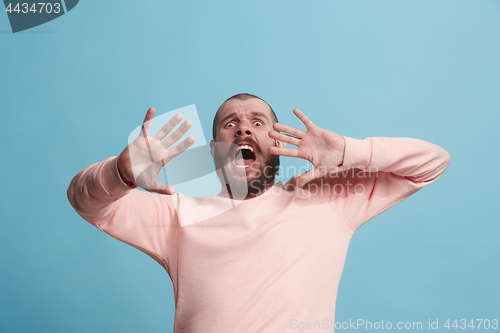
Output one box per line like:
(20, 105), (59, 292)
(213, 141), (280, 199)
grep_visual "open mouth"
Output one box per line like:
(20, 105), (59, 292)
(234, 144), (256, 168)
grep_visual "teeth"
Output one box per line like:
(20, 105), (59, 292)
(237, 144), (254, 152)
(236, 164), (250, 168)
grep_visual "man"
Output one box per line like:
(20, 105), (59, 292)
(68, 93), (450, 332)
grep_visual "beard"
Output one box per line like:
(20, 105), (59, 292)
(213, 138), (280, 199)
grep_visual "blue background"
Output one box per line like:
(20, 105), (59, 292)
(1, 0), (499, 332)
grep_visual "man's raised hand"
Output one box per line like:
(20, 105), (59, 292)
(117, 107), (195, 195)
(268, 108), (345, 189)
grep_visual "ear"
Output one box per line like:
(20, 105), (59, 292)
(276, 140), (286, 149)
(209, 140), (215, 158)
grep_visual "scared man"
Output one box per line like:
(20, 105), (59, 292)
(68, 93), (450, 333)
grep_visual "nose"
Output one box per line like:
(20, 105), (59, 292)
(236, 123), (252, 137)
(237, 129), (251, 136)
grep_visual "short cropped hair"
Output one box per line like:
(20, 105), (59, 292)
(212, 93), (278, 140)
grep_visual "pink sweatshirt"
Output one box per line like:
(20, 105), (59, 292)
(67, 136), (450, 333)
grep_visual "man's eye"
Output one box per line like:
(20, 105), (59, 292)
(225, 122), (236, 128)
(254, 121), (263, 126)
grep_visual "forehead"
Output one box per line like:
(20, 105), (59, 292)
(217, 98), (273, 123)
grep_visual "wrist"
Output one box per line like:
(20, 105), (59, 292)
(116, 158), (137, 188)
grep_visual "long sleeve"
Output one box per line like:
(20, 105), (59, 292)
(322, 136), (451, 232)
(67, 156), (180, 271)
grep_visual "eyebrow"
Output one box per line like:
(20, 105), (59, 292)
(219, 111), (270, 128)
(219, 112), (237, 127)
